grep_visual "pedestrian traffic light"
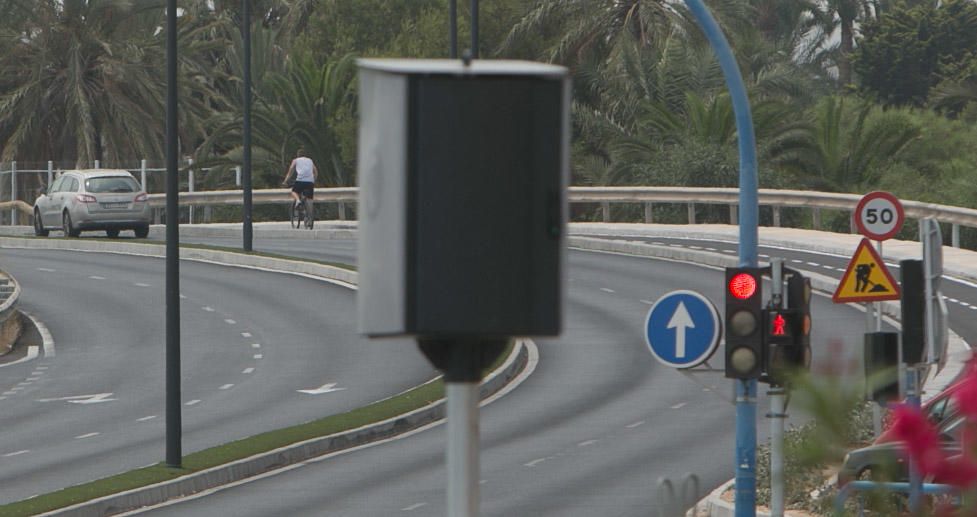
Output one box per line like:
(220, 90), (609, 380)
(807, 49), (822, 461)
(900, 259), (925, 364)
(765, 271), (812, 385)
(725, 267), (764, 379)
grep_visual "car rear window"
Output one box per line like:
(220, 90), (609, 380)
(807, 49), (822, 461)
(86, 177), (140, 193)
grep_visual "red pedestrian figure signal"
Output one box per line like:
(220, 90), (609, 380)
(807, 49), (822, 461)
(771, 313), (787, 336)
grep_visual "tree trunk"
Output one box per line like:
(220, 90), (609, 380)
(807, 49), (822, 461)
(839, 17), (854, 87)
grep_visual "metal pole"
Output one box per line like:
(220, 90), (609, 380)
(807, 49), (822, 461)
(907, 366), (922, 512)
(164, 0), (182, 469)
(876, 241), (883, 331)
(242, 0), (254, 252)
(470, 0), (479, 58)
(47, 161), (53, 189)
(141, 159), (147, 192)
(10, 160), (16, 225)
(684, 2), (759, 515)
(449, 0), (458, 58)
(447, 382), (479, 517)
(768, 388), (786, 517)
(188, 159), (194, 225)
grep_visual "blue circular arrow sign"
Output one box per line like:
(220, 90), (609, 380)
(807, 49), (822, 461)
(644, 290), (721, 369)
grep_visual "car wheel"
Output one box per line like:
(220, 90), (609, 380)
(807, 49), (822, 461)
(33, 209), (48, 237)
(106, 229), (120, 238)
(134, 225), (149, 239)
(63, 211), (80, 238)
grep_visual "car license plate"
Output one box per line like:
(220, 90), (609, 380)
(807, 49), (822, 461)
(101, 202), (128, 209)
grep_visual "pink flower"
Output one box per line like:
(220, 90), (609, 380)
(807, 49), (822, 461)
(890, 404), (945, 475)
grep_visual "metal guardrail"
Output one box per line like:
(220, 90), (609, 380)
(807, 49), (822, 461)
(835, 480), (959, 516)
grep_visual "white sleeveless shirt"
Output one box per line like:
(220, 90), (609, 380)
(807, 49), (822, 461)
(294, 157), (315, 182)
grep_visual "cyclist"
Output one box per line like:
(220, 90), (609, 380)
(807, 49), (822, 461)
(282, 147), (317, 211)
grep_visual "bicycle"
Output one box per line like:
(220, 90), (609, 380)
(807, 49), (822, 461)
(284, 181), (314, 229)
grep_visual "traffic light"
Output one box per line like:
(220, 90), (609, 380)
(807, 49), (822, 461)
(900, 259), (925, 364)
(725, 267), (764, 379)
(765, 271), (812, 385)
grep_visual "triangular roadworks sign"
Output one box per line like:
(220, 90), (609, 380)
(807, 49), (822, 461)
(833, 238), (901, 303)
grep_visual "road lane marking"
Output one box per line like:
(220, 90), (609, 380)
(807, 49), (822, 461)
(220, 384), (234, 390)
(640, 299), (655, 305)
(241, 332), (252, 338)
(88, 275), (105, 280)
(242, 367), (255, 374)
(75, 433), (100, 439)
(578, 440), (598, 447)
(224, 319), (236, 325)
(251, 343), (261, 349)
(626, 421), (645, 429)
(186, 400), (201, 406)
(402, 503), (427, 512)
(37, 268), (55, 272)
(671, 402), (687, 409)
(38, 393), (116, 404)
(3, 450), (29, 457)
(600, 287), (615, 293)
(137, 416), (157, 422)
(806, 262), (820, 267)
(253, 354), (263, 359)
(524, 457), (550, 467)
(135, 282), (151, 287)
(297, 383), (346, 395)
(202, 307), (215, 312)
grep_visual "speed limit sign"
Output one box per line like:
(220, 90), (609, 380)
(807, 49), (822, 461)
(854, 191), (904, 241)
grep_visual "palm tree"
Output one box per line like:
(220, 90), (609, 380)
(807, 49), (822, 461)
(0, 0), (226, 166)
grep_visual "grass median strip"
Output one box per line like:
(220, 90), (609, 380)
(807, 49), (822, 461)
(0, 378), (445, 516)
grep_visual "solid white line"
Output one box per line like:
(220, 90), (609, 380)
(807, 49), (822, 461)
(626, 421), (645, 429)
(137, 416), (157, 422)
(75, 433), (99, 439)
(0, 345), (39, 369)
(224, 319), (236, 325)
(600, 287), (615, 293)
(88, 275), (105, 280)
(219, 384), (234, 390)
(22, 310), (54, 358)
(186, 400), (201, 406)
(402, 503), (427, 512)
(3, 450), (29, 457)
(578, 440), (598, 447)
(253, 354), (263, 359)
(241, 332), (252, 338)
(242, 367), (255, 374)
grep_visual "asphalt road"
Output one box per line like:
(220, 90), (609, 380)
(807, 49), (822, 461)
(129, 235), (884, 516)
(0, 247), (434, 503)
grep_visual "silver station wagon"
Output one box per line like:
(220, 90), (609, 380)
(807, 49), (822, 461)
(33, 169), (151, 238)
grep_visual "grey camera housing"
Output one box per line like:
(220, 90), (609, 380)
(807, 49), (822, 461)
(357, 59), (569, 338)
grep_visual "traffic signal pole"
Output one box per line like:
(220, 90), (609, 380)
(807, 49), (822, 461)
(684, 2), (759, 515)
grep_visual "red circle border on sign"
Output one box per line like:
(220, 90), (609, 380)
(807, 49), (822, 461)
(854, 191), (905, 241)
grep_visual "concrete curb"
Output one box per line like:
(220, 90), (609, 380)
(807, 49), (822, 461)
(40, 342), (529, 516)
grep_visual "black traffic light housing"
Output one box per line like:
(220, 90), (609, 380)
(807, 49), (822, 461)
(900, 259), (925, 364)
(724, 267), (765, 379)
(764, 271), (812, 385)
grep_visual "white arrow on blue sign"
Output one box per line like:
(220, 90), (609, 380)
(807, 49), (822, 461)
(644, 290), (721, 369)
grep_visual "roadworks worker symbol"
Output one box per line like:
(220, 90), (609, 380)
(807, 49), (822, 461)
(833, 238), (901, 303)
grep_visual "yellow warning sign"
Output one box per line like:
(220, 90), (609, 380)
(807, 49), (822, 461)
(833, 238), (901, 303)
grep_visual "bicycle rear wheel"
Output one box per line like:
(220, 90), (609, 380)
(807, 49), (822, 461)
(303, 198), (314, 229)
(289, 201), (301, 229)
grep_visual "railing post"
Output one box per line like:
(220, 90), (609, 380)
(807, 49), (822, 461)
(235, 165), (241, 187)
(645, 202), (654, 224)
(729, 204), (738, 225)
(141, 159), (148, 192)
(952, 224), (960, 248)
(812, 207), (821, 230)
(338, 201), (347, 221)
(687, 202), (696, 225)
(772, 206), (781, 228)
(94, 159), (100, 169)
(47, 161), (53, 187)
(850, 211), (857, 233)
(602, 201), (610, 222)
(188, 158), (194, 224)
(10, 160), (16, 226)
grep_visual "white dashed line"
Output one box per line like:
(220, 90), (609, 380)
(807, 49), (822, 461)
(722, 250), (736, 254)
(75, 433), (100, 439)
(600, 288), (615, 293)
(524, 458), (549, 468)
(671, 402), (687, 409)
(689, 245), (702, 250)
(202, 307), (215, 312)
(135, 282), (151, 287)
(640, 300), (655, 305)
(2, 391), (15, 396)
(88, 275), (105, 280)
(251, 343), (261, 349)
(948, 297), (960, 303)
(3, 450), (29, 457)
(224, 319), (236, 325)
(137, 416), (157, 422)
(960, 302), (971, 308)
(758, 254), (770, 259)
(220, 384), (234, 390)
(807, 262), (820, 267)
(179, 294), (186, 299)
(35, 366), (47, 370)
(626, 421), (645, 429)
(791, 259), (804, 264)
(970, 306), (977, 311)
(241, 332), (252, 338)
(186, 400), (201, 406)
(242, 368), (255, 374)
(26, 377), (40, 382)
(402, 503), (427, 512)
(578, 440), (598, 447)
(253, 354), (263, 360)
(37, 268), (55, 272)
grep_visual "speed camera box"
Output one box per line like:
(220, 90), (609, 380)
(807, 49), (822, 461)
(356, 59), (569, 338)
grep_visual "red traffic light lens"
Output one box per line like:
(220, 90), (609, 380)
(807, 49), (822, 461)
(729, 273), (757, 300)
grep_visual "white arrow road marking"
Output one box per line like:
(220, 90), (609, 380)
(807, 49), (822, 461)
(38, 393), (116, 404)
(297, 383), (347, 395)
(667, 302), (695, 359)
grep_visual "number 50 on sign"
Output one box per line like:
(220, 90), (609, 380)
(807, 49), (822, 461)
(854, 191), (904, 241)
